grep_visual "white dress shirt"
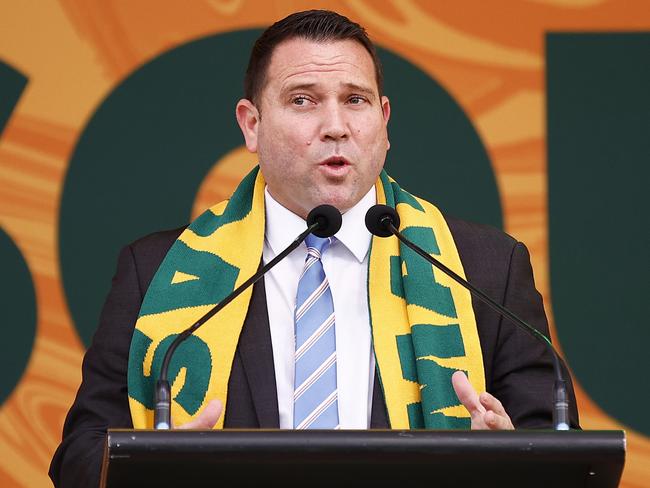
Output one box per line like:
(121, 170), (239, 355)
(262, 187), (376, 429)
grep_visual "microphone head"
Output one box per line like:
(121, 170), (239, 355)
(307, 204), (342, 238)
(365, 204), (400, 238)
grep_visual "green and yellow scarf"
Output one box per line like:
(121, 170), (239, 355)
(127, 167), (485, 429)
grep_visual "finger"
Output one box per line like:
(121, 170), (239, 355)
(479, 391), (508, 418)
(177, 399), (223, 430)
(484, 410), (514, 430)
(479, 392), (514, 430)
(451, 371), (486, 416)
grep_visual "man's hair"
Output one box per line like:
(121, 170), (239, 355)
(244, 9), (384, 105)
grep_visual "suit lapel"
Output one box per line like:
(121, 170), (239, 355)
(237, 277), (280, 427)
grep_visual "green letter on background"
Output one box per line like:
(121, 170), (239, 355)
(0, 61), (34, 406)
(548, 33), (650, 435)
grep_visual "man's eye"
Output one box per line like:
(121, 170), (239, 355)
(292, 96), (310, 106)
(348, 96), (366, 105)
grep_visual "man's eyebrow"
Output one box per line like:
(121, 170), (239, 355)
(280, 82), (377, 99)
(281, 82), (317, 94)
(343, 82), (376, 98)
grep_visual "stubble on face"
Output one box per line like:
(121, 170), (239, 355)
(253, 38), (390, 219)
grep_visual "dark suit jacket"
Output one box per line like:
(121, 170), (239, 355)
(49, 217), (579, 487)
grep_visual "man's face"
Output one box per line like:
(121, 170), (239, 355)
(236, 38), (391, 218)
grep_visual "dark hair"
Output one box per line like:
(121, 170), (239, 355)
(244, 9), (384, 105)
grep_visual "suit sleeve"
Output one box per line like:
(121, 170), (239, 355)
(49, 244), (141, 488)
(490, 242), (580, 429)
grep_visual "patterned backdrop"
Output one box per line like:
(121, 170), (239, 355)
(0, 1), (648, 486)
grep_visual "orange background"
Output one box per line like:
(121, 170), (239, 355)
(1, 1), (649, 486)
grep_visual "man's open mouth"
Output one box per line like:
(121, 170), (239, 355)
(321, 156), (350, 167)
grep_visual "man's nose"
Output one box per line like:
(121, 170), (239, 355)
(319, 103), (350, 141)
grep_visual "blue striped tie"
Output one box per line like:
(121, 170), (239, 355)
(293, 234), (339, 429)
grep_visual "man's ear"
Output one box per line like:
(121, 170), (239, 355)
(381, 95), (391, 151)
(235, 99), (260, 152)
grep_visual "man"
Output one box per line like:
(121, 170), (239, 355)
(50, 9), (579, 487)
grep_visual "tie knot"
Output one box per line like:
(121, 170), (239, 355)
(305, 234), (331, 257)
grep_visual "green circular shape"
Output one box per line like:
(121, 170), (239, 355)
(60, 30), (501, 347)
(60, 31), (259, 347)
(0, 227), (37, 404)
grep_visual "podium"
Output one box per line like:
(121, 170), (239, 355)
(101, 429), (625, 487)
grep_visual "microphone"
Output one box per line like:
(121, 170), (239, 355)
(365, 204), (571, 431)
(154, 204), (342, 429)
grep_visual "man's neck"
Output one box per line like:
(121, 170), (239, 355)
(263, 186), (375, 262)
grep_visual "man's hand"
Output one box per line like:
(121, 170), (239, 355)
(176, 399), (223, 430)
(452, 371), (514, 430)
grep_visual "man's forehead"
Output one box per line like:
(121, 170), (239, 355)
(264, 38), (377, 91)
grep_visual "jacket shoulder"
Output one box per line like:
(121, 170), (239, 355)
(125, 225), (188, 292)
(444, 215), (518, 255)
(442, 215), (520, 285)
(129, 225), (186, 252)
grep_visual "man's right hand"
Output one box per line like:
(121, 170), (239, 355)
(177, 399), (223, 429)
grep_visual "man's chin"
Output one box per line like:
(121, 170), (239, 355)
(315, 193), (359, 215)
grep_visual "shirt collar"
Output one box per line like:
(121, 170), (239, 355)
(264, 186), (375, 263)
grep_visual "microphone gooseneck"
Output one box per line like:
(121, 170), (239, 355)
(154, 204), (342, 429)
(364, 204), (571, 431)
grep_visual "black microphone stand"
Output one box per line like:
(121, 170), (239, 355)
(154, 205), (341, 429)
(371, 208), (570, 431)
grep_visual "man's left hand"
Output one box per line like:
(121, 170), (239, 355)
(176, 399), (223, 430)
(452, 371), (514, 430)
